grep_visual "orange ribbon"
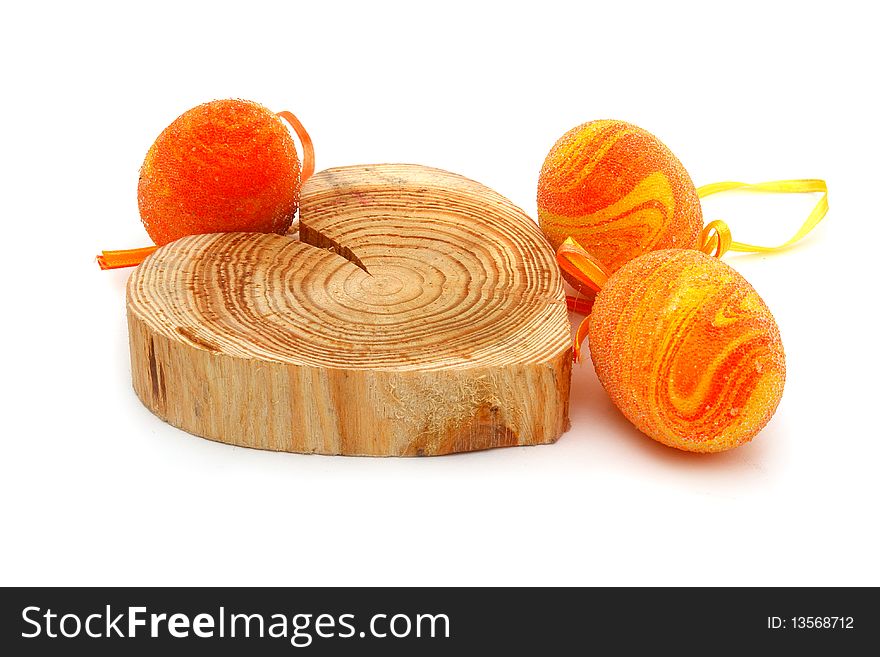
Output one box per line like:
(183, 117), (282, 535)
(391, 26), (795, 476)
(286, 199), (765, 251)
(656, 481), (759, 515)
(96, 110), (314, 271)
(97, 246), (159, 271)
(556, 237), (610, 363)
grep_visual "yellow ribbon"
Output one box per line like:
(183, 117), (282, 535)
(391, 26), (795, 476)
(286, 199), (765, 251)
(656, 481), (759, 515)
(560, 178), (829, 362)
(696, 179), (828, 256)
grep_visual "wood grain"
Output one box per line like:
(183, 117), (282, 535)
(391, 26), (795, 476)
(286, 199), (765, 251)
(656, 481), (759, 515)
(127, 164), (571, 455)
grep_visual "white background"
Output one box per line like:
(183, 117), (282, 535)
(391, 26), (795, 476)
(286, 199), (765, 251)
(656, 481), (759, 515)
(2, 1), (877, 586)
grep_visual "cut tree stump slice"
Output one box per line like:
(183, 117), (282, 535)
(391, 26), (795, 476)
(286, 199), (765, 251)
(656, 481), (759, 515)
(127, 164), (572, 456)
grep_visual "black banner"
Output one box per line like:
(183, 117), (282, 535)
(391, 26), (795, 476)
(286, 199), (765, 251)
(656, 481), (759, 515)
(1, 587), (875, 654)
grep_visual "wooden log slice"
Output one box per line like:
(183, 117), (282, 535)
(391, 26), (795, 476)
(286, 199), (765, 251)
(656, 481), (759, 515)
(127, 164), (571, 455)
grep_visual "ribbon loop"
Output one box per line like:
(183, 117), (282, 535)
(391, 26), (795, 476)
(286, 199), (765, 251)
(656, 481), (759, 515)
(697, 179), (828, 254)
(556, 236), (610, 363)
(277, 110), (315, 184)
(556, 236), (609, 293)
(698, 220), (733, 258)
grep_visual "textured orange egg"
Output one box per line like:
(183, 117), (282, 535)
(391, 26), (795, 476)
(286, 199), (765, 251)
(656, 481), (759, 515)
(589, 250), (785, 452)
(538, 120), (703, 278)
(138, 99), (301, 246)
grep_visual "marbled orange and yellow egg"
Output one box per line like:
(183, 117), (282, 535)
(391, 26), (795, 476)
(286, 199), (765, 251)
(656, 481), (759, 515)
(538, 120), (703, 276)
(589, 249), (785, 452)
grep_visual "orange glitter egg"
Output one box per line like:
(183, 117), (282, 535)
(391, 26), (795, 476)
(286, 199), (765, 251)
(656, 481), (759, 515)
(589, 249), (785, 452)
(537, 120), (702, 277)
(138, 99), (302, 246)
